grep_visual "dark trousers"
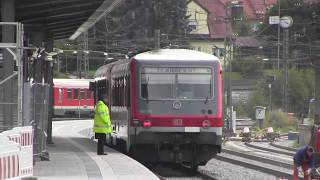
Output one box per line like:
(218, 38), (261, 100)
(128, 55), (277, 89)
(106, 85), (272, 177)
(95, 133), (106, 155)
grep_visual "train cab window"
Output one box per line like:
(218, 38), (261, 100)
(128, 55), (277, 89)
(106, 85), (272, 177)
(67, 89), (72, 100)
(58, 88), (63, 103)
(74, 89), (79, 99)
(141, 67), (212, 100)
(80, 89), (85, 99)
(141, 74), (175, 99)
(177, 74), (212, 99)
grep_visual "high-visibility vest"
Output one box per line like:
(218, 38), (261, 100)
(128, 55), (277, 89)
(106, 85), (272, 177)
(94, 100), (112, 133)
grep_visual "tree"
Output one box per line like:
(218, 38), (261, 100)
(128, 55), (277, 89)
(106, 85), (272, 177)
(246, 68), (314, 118)
(264, 110), (298, 132)
(259, 0), (320, 62)
(231, 57), (264, 77)
(92, 0), (189, 54)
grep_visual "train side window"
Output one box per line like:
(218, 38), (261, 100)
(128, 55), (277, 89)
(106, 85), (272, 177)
(67, 89), (72, 100)
(74, 89), (79, 99)
(124, 76), (127, 106)
(58, 88), (63, 103)
(80, 89), (85, 99)
(126, 75), (130, 106)
(120, 77), (124, 106)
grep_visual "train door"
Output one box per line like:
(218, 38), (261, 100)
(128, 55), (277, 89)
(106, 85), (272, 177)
(58, 88), (63, 104)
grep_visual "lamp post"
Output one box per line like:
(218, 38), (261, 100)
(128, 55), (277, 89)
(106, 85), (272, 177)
(223, 1), (243, 131)
(269, 83), (272, 111)
(280, 16), (293, 112)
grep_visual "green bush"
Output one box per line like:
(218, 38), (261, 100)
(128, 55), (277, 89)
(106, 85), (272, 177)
(53, 71), (70, 79)
(231, 58), (264, 77)
(263, 110), (298, 133)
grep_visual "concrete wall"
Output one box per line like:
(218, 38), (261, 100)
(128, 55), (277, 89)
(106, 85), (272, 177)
(298, 124), (313, 146)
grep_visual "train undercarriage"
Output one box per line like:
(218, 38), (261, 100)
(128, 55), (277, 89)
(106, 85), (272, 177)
(129, 132), (222, 170)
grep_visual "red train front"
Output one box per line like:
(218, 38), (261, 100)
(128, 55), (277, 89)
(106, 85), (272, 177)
(93, 49), (223, 170)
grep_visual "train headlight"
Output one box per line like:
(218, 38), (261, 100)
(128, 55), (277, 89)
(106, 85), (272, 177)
(202, 120), (211, 129)
(143, 120), (152, 128)
(132, 119), (140, 127)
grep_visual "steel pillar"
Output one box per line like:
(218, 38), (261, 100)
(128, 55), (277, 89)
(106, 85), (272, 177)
(315, 68), (320, 125)
(1, 0), (15, 130)
(83, 32), (89, 78)
(46, 38), (54, 144)
(282, 28), (289, 112)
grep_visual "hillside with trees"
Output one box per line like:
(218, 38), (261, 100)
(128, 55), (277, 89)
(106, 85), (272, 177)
(233, 0), (319, 121)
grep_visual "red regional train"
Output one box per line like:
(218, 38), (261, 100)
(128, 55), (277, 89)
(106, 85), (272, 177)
(92, 49), (223, 170)
(53, 79), (94, 117)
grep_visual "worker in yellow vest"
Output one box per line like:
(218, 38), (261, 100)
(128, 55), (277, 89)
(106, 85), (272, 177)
(94, 94), (112, 155)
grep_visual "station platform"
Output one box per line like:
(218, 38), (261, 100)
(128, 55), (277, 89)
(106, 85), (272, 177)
(33, 120), (159, 180)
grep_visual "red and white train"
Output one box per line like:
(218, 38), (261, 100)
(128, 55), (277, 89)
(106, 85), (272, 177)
(53, 79), (94, 117)
(92, 49), (223, 170)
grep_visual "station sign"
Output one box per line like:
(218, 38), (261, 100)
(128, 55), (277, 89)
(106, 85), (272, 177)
(269, 16), (280, 25)
(142, 67), (211, 74)
(255, 106), (266, 120)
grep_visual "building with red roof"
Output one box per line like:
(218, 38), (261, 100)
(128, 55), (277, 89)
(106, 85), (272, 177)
(187, 0), (278, 58)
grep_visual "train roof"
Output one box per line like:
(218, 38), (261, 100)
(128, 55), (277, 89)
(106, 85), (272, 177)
(53, 79), (93, 88)
(95, 64), (109, 78)
(134, 49), (220, 61)
(94, 59), (129, 78)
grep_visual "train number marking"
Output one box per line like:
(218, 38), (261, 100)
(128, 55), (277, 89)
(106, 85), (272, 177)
(172, 119), (183, 126)
(185, 127), (200, 132)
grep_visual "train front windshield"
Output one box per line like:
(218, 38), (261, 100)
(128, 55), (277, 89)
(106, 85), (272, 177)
(140, 67), (213, 100)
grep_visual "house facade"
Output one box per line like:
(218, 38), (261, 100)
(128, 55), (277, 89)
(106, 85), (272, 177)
(186, 0), (278, 64)
(187, 0), (226, 62)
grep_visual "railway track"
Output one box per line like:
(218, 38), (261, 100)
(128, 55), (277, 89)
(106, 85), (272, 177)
(270, 142), (297, 152)
(154, 147), (295, 179)
(216, 148), (300, 179)
(244, 142), (295, 156)
(222, 148), (292, 169)
(215, 154), (292, 179)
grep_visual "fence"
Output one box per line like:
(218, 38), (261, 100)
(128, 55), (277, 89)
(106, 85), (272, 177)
(1, 81), (50, 160)
(0, 78), (18, 132)
(0, 22), (52, 180)
(0, 126), (33, 180)
(31, 83), (50, 159)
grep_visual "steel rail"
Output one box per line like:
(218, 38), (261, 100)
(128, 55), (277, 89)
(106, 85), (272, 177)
(244, 142), (295, 156)
(215, 155), (296, 179)
(222, 148), (292, 169)
(270, 142), (297, 152)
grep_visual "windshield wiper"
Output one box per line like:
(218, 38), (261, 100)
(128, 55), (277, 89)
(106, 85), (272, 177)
(145, 76), (149, 103)
(204, 96), (209, 104)
(205, 81), (212, 104)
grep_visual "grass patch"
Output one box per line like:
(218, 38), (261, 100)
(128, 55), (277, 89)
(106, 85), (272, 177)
(224, 72), (241, 80)
(53, 71), (70, 79)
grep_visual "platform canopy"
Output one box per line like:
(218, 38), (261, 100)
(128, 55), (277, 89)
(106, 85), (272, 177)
(15, 0), (123, 40)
